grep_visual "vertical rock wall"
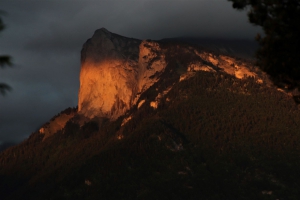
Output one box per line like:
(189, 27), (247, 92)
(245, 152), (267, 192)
(78, 28), (166, 120)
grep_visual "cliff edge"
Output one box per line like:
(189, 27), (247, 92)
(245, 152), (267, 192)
(78, 28), (167, 119)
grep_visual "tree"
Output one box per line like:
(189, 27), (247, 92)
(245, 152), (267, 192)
(228, 0), (300, 96)
(0, 12), (12, 95)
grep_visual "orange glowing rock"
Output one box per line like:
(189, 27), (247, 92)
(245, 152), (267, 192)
(78, 28), (166, 120)
(78, 28), (261, 120)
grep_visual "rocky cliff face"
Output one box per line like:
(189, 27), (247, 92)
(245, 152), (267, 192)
(78, 28), (167, 120)
(78, 28), (263, 120)
(78, 28), (140, 120)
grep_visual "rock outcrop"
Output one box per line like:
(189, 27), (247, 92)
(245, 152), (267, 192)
(78, 28), (166, 120)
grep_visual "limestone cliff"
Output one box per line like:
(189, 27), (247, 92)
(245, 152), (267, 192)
(78, 28), (166, 120)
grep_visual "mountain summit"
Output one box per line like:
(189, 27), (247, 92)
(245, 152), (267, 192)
(78, 28), (262, 121)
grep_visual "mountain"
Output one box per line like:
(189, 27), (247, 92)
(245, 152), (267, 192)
(1, 28), (300, 200)
(78, 28), (264, 121)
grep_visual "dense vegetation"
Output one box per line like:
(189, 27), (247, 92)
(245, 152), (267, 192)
(1, 65), (300, 199)
(0, 13), (12, 95)
(228, 0), (300, 96)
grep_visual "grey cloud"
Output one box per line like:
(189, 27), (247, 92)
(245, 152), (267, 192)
(0, 79), (76, 142)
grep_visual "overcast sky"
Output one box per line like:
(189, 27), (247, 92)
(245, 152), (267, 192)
(0, 0), (261, 145)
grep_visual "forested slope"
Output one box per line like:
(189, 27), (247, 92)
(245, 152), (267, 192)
(1, 69), (300, 199)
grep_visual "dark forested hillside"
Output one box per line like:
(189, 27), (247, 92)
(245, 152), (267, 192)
(1, 68), (300, 199)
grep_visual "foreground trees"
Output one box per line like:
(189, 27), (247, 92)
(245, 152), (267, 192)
(0, 13), (12, 95)
(228, 0), (300, 95)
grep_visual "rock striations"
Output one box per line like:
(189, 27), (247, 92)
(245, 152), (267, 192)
(78, 28), (263, 121)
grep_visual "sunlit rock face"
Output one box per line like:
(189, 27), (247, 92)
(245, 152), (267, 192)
(195, 51), (258, 79)
(138, 40), (166, 93)
(79, 28), (140, 119)
(180, 50), (261, 82)
(78, 28), (166, 120)
(79, 28), (261, 120)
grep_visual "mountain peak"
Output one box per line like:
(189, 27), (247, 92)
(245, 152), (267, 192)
(98, 27), (109, 32)
(93, 27), (111, 38)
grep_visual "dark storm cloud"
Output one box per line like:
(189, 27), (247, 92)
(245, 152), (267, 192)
(0, 0), (261, 144)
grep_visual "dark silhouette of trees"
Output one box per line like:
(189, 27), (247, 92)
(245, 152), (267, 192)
(0, 12), (12, 95)
(228, 0), (300, 94)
